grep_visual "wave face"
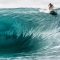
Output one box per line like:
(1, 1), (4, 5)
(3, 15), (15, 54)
(0, 8), (60, 59)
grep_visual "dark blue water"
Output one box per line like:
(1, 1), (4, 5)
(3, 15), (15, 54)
(0, 8), (60, 60)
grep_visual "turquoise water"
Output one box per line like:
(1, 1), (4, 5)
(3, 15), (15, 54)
(0, 8), (60, 60)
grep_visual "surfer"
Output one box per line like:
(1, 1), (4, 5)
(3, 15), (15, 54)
(48, 3), (57, 16)
(48, 3), (54, 11)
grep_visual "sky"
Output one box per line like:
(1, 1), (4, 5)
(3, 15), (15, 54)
(0, 0), (59, 8)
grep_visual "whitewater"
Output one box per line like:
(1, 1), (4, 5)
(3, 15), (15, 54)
(0, 8), (60, 60)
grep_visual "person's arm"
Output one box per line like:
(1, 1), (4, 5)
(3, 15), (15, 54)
(48, 4), (51, 10)
(51, 4), (54, 7)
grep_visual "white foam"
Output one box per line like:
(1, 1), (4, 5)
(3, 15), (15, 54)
(39, 8), (49, 13)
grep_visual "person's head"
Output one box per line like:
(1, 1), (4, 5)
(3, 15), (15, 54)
(49, 3), (52, 5)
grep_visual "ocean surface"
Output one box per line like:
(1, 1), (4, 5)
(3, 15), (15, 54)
(0, 8), (60, 60)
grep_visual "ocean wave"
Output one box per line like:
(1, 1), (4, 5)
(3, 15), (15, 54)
(0, 8), (60, 56)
